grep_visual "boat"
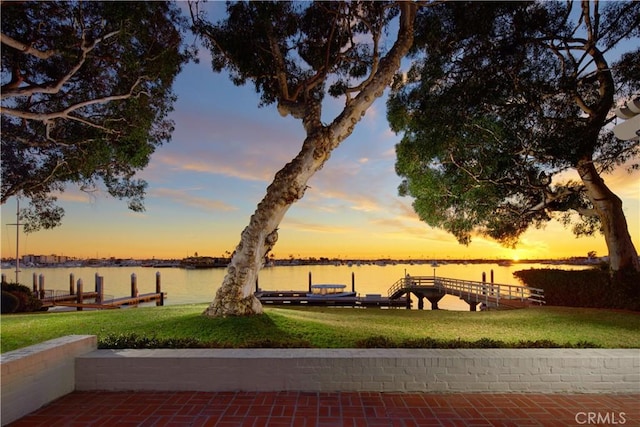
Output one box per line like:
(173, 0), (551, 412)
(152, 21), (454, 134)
(306, 284), (356, 298)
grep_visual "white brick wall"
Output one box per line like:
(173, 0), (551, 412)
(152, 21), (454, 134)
(1, 335), (97, 426)
(75, 348), (640, 394)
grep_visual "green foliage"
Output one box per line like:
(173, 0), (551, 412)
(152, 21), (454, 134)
(192, 1), (399, 109)
(98, 332), (599, 350)
(1, 291), (19, 314)
(99, 333), (215, 349)
(387, 1), (640, 248)
(1, 282), (42, 313)
(1, 1), (192, 231)
(98, 333), (312, 349)
(355, 336), (600, 349)
(514, 268), (640, 311)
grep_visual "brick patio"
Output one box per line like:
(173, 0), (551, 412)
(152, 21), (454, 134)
(6, 391), (639, 427)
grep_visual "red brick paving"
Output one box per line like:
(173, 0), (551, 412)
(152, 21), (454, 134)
(6, 391), (639, 427)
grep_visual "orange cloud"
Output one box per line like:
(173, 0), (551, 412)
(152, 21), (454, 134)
(151, 188), (237, 212)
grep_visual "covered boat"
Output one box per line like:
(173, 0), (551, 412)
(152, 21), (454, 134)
(307, 284), (356, 298)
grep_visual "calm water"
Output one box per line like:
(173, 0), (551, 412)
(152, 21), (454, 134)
(5, 262), (590, 311)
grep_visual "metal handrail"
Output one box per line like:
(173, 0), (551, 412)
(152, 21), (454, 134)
(387, 276), (545, 307)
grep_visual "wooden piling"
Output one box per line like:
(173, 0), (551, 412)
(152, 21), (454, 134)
(131, 273), (138, 298)
(38, 274), (45, 299)
(32, 273), (37, 294)
(482, 272), (487, 295)
(156, 271), (163, 306)
(351, 272), (355, 293)
(69, 273), (75, 295)
(308, 272), (312, 293)
(76, 279), (83, 311)
(1, 273), (6, 284)
(96, 276), (104, 304)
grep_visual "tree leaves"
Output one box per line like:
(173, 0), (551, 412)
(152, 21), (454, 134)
(1, 1), (191, 231)
(387, 1), (639, 248)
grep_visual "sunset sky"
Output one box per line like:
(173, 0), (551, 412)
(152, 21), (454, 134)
(2, 4), (639, 261)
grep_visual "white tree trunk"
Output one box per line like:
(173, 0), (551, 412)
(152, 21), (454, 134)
(203, 133), (332, 316)
(203, 3), (416, 317)
(577, 159), (640, 273)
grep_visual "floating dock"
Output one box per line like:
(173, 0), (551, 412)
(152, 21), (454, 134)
(254, 274), (408, 308)
(255, 290), (408, 308)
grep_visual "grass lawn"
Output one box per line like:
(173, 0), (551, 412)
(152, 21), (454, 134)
(1, 305), (639, 353)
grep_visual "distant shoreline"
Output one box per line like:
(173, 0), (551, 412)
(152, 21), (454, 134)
(1, 256), (609, 270)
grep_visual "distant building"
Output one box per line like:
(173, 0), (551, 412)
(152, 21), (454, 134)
(21, 254), (68, 265)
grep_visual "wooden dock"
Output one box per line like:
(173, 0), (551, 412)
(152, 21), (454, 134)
(388, 276), (545, 310)
(255, 290), (407, 308)
(34, 272), (166, 311)
(50, 292), (166, 309)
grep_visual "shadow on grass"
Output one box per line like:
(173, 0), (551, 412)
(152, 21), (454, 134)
(98, 311), (313, 349)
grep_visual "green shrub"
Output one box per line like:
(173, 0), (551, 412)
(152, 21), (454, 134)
(1, 291), (19, 314)
(354, 335), (397, 348)
(353, 336), (600, 349)
(98, 333), (211, 349)
(239, 338), (312, 348)
(514, 268), (640, 311)
(98, 333), (312, 349)
(1, 282), (43, 313)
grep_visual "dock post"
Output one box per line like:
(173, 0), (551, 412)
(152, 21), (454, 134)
(351, 272), (355, 293)
(156, 271), (163, 306)
(308, 272), (312, 293)
(38, 274), (45, 299)
(1, 273), (5, 284)
(76, 279), (83, 311)
(69, 273), (75, 295)
(490, 269), (494, 283)
(96, 276), (103, 304)
(482, 272), (487, 296)
(32, 273), (37, 294)
(131, 273), (138, 298)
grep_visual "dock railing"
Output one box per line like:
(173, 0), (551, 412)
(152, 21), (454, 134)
(388, 276), (545, 307)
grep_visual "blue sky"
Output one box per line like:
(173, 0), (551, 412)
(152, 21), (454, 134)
(1, 2), (638, 261)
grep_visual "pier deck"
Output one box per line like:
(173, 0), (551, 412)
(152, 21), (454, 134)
(50, 292), (166, 309)
(388, 276), (544, 310)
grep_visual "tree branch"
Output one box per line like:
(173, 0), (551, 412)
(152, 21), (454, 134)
(331, 1), (417, 145)
(527, 185), (583, 213)
(0, 31), (59, 59)
(1, 77), (148, 133)
(1, 29), (120, 100)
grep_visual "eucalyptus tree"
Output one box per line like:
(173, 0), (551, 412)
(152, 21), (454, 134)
(387, 1), (640, 273)
(190, 1), (417, 316)
(1, 1), (190, 232)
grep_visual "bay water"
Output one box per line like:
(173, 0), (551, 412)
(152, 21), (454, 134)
(4, 262), (590, 311)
